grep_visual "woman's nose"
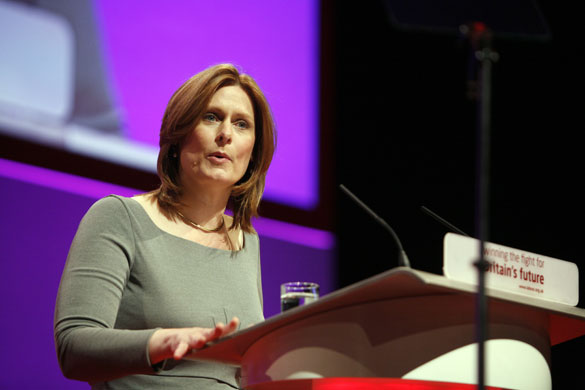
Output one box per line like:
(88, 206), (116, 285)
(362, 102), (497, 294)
(216, 121), (232, 144)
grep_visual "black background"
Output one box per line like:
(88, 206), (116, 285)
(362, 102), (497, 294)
(329, 0), (584, 387)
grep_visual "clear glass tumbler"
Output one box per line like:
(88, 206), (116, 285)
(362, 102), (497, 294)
(280, 281), (319, 312)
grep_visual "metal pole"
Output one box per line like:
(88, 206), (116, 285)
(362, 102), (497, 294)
(463, 22), (499, 390)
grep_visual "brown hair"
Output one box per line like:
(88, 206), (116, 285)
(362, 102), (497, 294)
(152, 63), (276, 232)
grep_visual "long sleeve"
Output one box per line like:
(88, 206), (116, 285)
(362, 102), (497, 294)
(54, 195), (264, 388)
(54, 196), (157, 382)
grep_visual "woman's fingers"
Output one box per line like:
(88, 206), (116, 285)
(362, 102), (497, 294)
(227, 317), (240, 332)
(207, 317), (240, 341)
(150, 318), (243, 362)
(219, 317), (239, 337)
(207, 323), (225, 341)
(175, 333), (207, 359)
(173, 340), (190, 360)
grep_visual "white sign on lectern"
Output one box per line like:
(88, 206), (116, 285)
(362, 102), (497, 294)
(443, 233), (579, 306)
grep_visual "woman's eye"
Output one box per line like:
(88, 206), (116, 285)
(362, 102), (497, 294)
(203, 113), (218, 122)
(234, 120), (249, 129)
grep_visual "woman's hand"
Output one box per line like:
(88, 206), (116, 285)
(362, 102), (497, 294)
(148, 317), (240, 364)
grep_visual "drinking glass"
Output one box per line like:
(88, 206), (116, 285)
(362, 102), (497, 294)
(280, 282), (319, 312)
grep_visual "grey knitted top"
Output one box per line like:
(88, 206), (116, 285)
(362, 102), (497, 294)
(54, 195), (264, 389)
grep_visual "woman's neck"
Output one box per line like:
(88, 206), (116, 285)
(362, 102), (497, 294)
(177, 186), (230, 228)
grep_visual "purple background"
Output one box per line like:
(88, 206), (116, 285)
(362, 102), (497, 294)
(0, 2), (328, 387)
(0, 158), (336, 389)
(94, 0), (320, 209)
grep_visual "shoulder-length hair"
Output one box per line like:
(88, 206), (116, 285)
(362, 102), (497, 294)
(152, 63), (276, 232)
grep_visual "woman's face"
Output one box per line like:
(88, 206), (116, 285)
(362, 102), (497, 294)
(179, 85), (256, 194)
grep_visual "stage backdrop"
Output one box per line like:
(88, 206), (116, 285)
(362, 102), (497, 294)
(0, 0), (320, 209)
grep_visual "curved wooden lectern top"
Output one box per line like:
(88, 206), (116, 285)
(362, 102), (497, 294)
(187, 268), (585, 390)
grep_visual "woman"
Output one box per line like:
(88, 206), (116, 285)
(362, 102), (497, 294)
(54, 63), (277, 389)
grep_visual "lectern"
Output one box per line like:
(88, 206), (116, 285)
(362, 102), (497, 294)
(188, 268), (585, 389)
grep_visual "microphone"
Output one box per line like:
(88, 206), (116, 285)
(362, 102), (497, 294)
(339, 184), (411, 268)
(420, 206), (470, 237)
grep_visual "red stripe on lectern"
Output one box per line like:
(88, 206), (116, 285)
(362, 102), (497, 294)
(245, 378), (510, 390)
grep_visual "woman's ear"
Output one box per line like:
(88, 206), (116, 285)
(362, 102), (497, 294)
(169, 144), (179, 159)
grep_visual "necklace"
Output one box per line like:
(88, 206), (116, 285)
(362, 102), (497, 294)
(176, 210), (225, 233)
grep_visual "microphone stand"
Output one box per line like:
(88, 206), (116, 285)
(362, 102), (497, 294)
(462, 22), (499, 390)
(339, 184), (411, 268)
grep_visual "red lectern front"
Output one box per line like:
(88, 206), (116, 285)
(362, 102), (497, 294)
(187, 268), (585, 389)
